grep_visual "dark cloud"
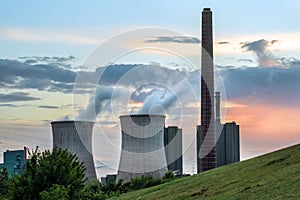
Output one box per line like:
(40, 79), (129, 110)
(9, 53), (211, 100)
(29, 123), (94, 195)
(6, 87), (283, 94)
(241, 39), (278, 67)
(218, 41), (230, 45)
(38, 105), (59, 109)
(221, 65), (300, 105)
(145, 36), (200, 44)
(18, 56), (76, 69)
(0, 59), (77, 93)
(241, 39), (299, 68)
(0, 103), (21, 107)
(238, 59), (254, 63)
(0, 92), (41, 102)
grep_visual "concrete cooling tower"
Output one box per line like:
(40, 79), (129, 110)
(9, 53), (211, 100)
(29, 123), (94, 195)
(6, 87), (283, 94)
(117, 115), (168, 182)
(51, 121), (97, 182)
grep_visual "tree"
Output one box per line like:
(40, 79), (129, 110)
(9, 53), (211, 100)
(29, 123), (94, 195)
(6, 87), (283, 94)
(80, 180), (106, 200)
(9, 147), (86, 200)
(40, 184), (70, 200)
(0, 167), (9, 198)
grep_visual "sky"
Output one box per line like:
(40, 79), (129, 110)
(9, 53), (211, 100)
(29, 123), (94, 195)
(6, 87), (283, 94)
(0, 0), (300, 177)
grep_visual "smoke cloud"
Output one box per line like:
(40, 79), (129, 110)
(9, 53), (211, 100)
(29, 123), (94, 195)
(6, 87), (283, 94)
(77, 86), (121, 121)
(138, 88), (177, 115)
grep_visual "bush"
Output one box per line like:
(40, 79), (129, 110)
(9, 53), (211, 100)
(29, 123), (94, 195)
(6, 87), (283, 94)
(163, 171), (175, 181)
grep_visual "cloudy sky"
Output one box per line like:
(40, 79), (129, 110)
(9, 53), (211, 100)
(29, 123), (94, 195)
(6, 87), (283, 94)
(1, 0), (300, 177)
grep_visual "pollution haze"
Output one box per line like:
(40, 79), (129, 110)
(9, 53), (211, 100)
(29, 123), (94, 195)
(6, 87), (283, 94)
(0, 0), (300, 178)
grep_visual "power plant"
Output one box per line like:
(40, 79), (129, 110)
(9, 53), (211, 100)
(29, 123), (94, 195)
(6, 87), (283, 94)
(0, 7), (242, 183)
(116, 115), (168, 182)
(51, 121), (97, 182)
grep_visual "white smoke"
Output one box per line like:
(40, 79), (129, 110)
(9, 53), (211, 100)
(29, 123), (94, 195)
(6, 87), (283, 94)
(138, 80), (188, 115)
(138, 89), (176, 115)
(77, 86), (122, 121)
(75, 64), (201, 120)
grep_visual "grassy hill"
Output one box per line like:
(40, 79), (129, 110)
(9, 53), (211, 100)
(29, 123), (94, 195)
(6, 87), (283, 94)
(111, 143), (300, 200)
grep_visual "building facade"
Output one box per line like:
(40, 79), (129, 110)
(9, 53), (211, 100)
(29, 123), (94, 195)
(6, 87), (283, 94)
(216, 122), (240, 167)
(0, 147), (27, 176)
(164, 126), (183, 175)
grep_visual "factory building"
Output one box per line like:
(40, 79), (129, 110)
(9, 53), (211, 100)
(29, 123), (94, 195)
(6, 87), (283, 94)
(164, 126), (183, 176)
(117, 115), (168, 182)
(100, 174), (117, 184)
(0, 147), (27, 176)
(215, 92), (240, 166)
(198, 7), (217, 173)
(216, 122), (240, 167)
(51, 121), (97, 182)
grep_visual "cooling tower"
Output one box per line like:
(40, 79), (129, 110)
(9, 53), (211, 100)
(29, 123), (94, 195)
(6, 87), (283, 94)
(51, 121), (97, 182)
(117, 115), (168, 182)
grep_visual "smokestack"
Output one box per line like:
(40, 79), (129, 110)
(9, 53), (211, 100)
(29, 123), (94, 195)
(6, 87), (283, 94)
(200, 7), (217, 172)
(215, 92), (221, 123)
(51, 121), (97, 183)
(117, 115), (168, 182)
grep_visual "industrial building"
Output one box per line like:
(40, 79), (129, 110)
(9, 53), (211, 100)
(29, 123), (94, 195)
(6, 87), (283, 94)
(51, 121), (97, 182)
(216, 122), (240, 167)
(199, 7), (217, 172)
(215, 92), (240, 167)
(164, 126), (183, 175)
(100, 174), (117, 184)
(0, 147), (27, 176)
(116, 115), (168, 182)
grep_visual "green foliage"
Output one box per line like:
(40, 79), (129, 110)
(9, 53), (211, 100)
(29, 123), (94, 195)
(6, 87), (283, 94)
(80, 180), (106, 200)
(129, 175), (162, 191)
(9, 147), (86, 200)
(1, 147), (180, 199)
(162, 171), (175, 181)
(40, 184), (70, 200)
(0, 167), (9, 198)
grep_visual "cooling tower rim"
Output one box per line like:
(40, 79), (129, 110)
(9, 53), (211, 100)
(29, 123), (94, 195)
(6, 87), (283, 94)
(51, 120), (94, 124)
(119, 114), (166, 118)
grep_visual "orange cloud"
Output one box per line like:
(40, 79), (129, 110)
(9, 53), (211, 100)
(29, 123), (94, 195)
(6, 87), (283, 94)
(225, 101), (300, 159)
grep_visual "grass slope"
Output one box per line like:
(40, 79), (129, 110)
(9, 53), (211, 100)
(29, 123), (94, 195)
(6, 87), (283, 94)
(111, 143), (300, 200)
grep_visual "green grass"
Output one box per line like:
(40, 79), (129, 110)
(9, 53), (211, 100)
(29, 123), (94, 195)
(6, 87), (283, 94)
(110, 143), (300, 200)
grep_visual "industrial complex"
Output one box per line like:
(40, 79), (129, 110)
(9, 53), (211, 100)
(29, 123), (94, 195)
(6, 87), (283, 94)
(0, 8), (240, 183)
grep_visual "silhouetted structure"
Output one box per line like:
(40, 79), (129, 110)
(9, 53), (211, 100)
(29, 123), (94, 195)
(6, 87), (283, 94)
(199, 7), (217, 172)
(164, 126), (183, 175)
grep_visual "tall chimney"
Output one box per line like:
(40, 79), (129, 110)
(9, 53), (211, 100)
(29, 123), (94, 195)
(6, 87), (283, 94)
(215, 92), (221, 123)
(199, 7), (217, 172)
